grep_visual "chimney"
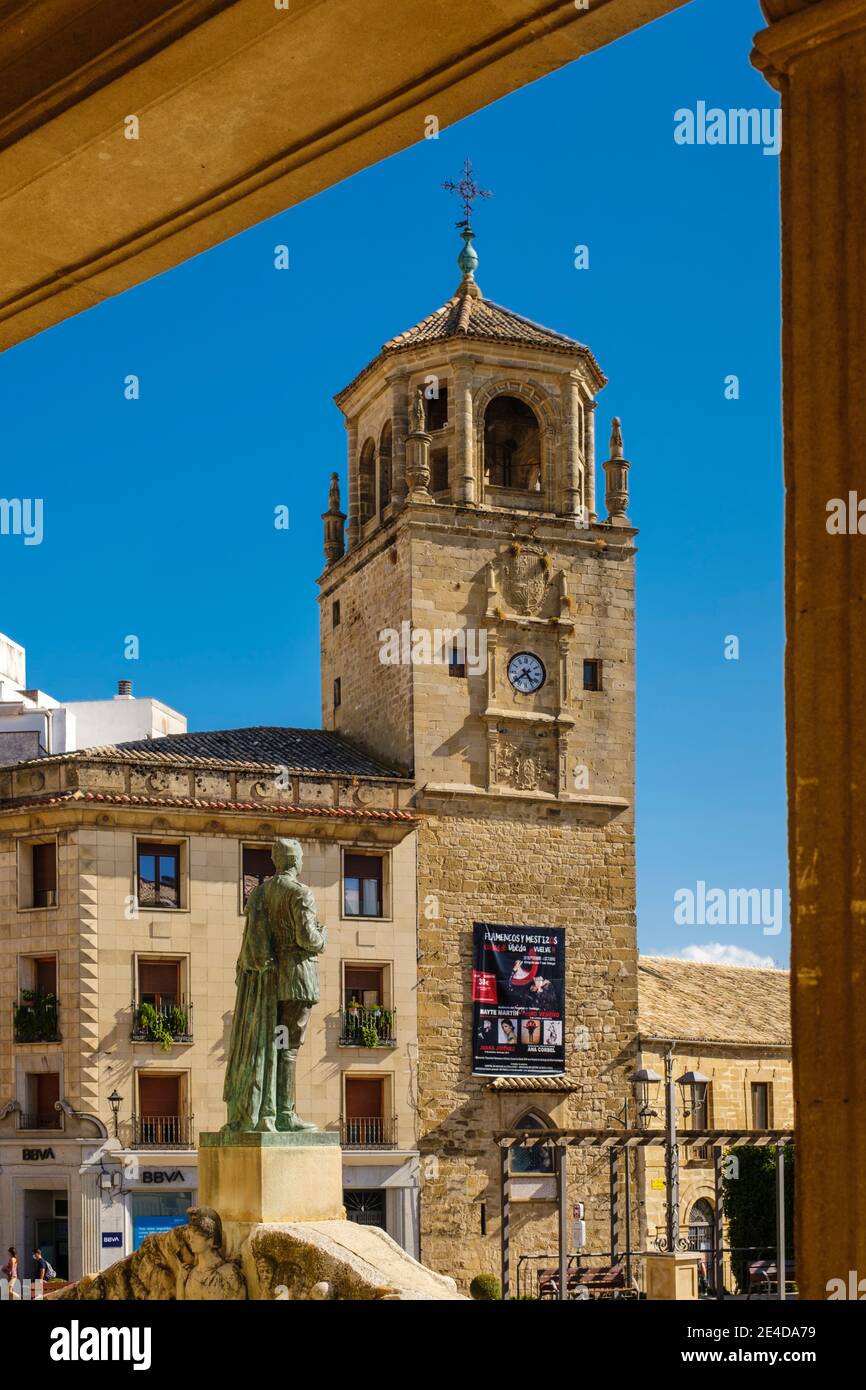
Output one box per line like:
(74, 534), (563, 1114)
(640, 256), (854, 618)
(117, 680), (133, 698)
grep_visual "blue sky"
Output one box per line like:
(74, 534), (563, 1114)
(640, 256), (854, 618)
(0, 0), (787, 965)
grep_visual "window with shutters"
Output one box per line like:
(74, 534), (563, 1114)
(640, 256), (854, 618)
(751, 1081), (771, 1130)
(20, 1070), (62, 1130)
(242, 844), (274, 906)
(17, 837), (58, 910)
(343, 851), (386, 919)
(138, 959), (180, 1011)
(14, 954), (60, 1043)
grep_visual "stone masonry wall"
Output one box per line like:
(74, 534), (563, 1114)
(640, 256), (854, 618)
(319, 526), (414, 774)
(416, 799), (637, 1289)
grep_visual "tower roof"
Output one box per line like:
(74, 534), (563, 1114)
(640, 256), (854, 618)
(336, 227), (606, 406)
(381, 291), (595, 357)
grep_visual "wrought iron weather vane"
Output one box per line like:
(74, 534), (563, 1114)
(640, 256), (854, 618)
(442, 157), (492, 228)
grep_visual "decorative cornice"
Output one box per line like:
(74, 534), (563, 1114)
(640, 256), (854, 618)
(753, 0), (866, 85)
(486, 1076), (577, 1092)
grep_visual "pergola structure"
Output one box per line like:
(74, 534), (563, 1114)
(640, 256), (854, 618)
(496, 1127), (795, 1301)
(0, 0), (863, 1298)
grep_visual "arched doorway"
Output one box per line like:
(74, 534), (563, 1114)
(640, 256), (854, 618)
(687, 1197), (716, 1293)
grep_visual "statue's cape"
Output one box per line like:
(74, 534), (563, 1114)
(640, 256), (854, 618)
(222, 891), (278, 1125)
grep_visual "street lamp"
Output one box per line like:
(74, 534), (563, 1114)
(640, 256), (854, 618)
(108, 1089), (123, 1138)
(629, 1067), (662, 1127)
(677, 1070), (710, 1123)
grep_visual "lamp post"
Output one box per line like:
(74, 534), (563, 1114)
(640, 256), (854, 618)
(108, 1089), (122, 1139)
(665, 1049), (679, 1251)
(607, 1095), (637, 1287)
(629, 1058), (709, 1252)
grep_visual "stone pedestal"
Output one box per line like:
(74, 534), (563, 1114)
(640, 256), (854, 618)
(199, 1131), (344, 1232)
(644, 1252), (702, 1301)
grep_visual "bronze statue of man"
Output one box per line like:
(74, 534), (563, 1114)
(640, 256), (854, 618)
(222, 837), (326, 1133)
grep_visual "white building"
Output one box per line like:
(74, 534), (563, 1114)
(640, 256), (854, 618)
(0, 632), (186, 764)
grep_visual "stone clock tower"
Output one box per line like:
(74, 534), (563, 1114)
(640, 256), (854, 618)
(318, 219), (638, 1284)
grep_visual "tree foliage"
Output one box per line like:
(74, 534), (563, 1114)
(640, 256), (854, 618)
(721, 1144), (794, 1292)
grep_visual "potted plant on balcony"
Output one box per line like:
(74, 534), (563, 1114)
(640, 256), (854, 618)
(374, 1007), (394, 1041)
(344, 997), (362, 1041)
(360, 1020), (379, 1048)
(14, 990), (58, 1043)
(166, 1005), (189, 1040)
(137, 1002), (181, 1052)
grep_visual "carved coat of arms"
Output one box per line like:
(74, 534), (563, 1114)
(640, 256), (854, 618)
(500, 547), (549, 616)
(497, 737), (554, 792)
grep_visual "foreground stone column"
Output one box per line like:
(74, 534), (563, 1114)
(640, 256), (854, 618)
(752, 0), (866, 1302)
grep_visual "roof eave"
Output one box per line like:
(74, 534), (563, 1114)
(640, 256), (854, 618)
(335, 334), (606, 413)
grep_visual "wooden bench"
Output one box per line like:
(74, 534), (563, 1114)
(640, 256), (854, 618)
(538, 1263), (639, 1301)
(746, 1259), (797, 1298)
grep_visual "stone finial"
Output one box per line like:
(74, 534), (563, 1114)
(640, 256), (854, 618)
(322, 471), (346, 564)
(410, 385), (427, 434)
(455, 227), (482, 299)
(405, 388), (432, 500)
(610, 416), (624, 458)
(603, 417), (631, 526)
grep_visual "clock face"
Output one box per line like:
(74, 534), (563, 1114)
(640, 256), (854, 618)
(507, 651), (546, 694)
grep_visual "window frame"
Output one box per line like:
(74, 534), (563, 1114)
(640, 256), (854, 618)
(16, 834), (59, 912)
(751, 1080), (771, 1130)
(239, 841), (275, 912)
(342, 961), (391, 1010)
(582, 658), (603, 692)
(134, 836), (188, 913)
(341, 847), (390, 922)
(508, 1111), (556, 1177)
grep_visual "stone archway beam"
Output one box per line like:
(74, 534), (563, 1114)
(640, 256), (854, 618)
(0, 0), (692, 351)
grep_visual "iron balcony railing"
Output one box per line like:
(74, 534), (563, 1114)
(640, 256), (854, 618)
(18, 1111), (62, 1131)
(131, 999), (193, 1044)
(126, 1113), (195, 1148)
(13, 993), (60, 1044)
(339, 1005), (397, 1047)
(340, 1115), (398, 1149)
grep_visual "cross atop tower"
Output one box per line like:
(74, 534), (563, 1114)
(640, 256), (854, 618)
(442, 157), (492, 229)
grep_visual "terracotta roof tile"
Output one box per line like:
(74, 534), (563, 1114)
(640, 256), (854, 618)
(0, 787), (415, 823)
(637, 956), (791, 1047)
(336, 286), (606, 403)
(486, 1076), (578, 1092)
(5, 727), (407, 780)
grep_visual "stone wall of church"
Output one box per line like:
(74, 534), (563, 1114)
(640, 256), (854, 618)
(319, 527), (414, 773)
(415, 799), (637, 1289)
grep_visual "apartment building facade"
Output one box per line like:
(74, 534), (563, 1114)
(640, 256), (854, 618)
(0, 728), (419, 1280)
